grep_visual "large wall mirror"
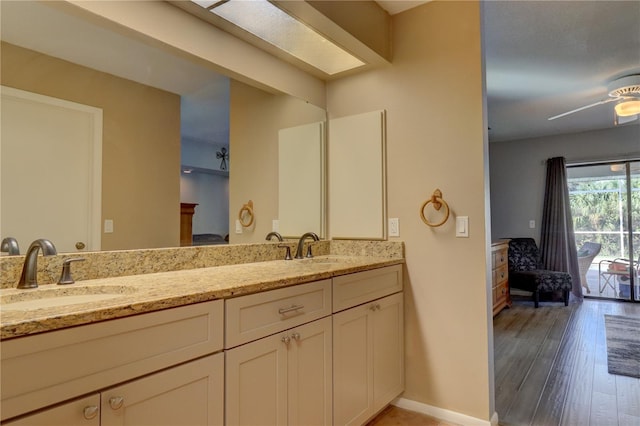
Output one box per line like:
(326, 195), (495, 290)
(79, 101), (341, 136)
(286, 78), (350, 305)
(0, 0), (326, 254)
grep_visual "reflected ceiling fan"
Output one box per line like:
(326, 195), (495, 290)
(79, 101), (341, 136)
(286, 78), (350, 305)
(548, 75), (640, 123)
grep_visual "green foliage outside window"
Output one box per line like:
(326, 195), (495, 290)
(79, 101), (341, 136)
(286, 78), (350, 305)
(568, 176), (640, 259)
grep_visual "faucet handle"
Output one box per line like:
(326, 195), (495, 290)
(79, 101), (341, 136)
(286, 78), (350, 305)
(58, 258), (86, 285)
(278, 244), (293, 260)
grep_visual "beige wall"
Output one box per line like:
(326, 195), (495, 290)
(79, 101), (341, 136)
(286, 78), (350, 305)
(228, 80), (326, 244)
(327, 1), (493, 421)
(1, 42), (181, 250)
(490, 125), (640, 242)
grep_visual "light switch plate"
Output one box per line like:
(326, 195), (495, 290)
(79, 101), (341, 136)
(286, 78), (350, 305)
(389, 218), (399, 237)
(456, 216), (469, 237)
(104, 219), (114, 233)
(272, 219), (279, 232)
(529, 220), (536, 229)
(235, 219), (243, 234)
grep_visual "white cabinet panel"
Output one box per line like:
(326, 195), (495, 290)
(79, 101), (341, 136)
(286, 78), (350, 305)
(225, 280), (331, 348)
(333, 293), (404, 426)
(1, 300), (224, 421)
(3, 394), (100, 426)
(101, 353), (224, 426)
(226, 317), (332, 426)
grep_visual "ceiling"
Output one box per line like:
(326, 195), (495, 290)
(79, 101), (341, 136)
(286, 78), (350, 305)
(482, 1), (640, 142)
(2, 1), (639, 145)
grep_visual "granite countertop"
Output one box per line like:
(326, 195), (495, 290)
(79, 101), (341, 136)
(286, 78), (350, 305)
(0, 256), (403, 340)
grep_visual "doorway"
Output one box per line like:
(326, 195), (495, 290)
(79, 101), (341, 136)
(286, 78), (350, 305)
(567, 161), (639, 301)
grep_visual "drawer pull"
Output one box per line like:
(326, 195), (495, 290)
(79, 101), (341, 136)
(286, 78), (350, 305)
(83, 405), (99, 420)
(369, 303), (381, 311)
(109, 396), (124, 410)
(281, 335), (291, 344)
(278, 304), (304, 315)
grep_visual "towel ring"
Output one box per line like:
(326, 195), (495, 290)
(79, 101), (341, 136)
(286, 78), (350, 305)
(238, 200), (254, 227)
(420, 189), (450, 228)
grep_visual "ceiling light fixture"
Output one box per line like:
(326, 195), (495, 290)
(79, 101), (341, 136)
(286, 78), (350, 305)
(190, 0), (365, 75)
(614, 99), (640, 117)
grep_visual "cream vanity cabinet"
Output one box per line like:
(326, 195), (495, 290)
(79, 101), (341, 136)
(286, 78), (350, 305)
(224, 280), (333, 426)
(2, 300), (224, 426)
(332, 265), (404, 426)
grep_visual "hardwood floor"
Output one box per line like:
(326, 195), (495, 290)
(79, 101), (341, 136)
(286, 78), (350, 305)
(366, 405), (456, 426)
(494, 296), (640, 426)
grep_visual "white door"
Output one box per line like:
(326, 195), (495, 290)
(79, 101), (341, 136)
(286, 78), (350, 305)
(1, 86), (102, 253)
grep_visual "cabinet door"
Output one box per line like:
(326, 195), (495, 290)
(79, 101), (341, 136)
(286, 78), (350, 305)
(287, 317), (332, 426)
(3, 394), (100, 426)
(101, 353), (223, 426)
(372, 292), (404, 411)
(333, 303), (373, 426)
(226, 333), (288, 426)
(333, 293), (405, 426)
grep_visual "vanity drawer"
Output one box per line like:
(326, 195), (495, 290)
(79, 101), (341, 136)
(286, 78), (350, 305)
(225, 279), (331, 348)
(333, 265), (403, 312)
(1, 300), (224, 421)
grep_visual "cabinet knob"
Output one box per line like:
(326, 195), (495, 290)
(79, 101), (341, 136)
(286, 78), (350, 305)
(281, 335), (291, 345)
(83, 405), (99, 420)
(109, 396), (124, 410)
(291, 332), (300, 341)
(369, 303), (381, 311)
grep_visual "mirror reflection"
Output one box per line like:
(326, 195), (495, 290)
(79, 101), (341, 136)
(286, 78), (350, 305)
(0, 0), (326, 254)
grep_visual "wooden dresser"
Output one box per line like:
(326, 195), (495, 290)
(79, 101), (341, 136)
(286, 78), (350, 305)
(491, 241), (511, 316)
(180, 203), (198, 246)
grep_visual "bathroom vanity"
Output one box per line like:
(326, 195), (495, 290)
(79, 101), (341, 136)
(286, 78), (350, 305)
(1, 258), (403, 426)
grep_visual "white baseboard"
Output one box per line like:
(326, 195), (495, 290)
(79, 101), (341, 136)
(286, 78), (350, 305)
(392, 397), (499, 426)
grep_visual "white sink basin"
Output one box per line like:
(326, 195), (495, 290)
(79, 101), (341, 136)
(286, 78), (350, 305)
(0, 285), (136, 311)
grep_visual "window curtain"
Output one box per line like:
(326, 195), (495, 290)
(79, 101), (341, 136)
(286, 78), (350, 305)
(540, 157), (582, 298)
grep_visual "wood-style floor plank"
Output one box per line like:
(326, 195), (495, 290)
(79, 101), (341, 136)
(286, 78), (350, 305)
(494, 297), (640, 426)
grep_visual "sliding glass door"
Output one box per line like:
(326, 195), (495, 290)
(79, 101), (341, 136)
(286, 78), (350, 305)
(567, 161), (639, 301)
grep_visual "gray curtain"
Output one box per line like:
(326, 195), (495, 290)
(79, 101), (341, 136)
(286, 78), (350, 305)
(540, 157), (582, 298)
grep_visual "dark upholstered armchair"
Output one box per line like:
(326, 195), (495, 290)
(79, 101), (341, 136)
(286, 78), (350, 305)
(508, 238), (572, 308)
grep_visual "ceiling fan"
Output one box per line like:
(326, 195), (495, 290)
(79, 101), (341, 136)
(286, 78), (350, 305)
(548, 74), (640, 123)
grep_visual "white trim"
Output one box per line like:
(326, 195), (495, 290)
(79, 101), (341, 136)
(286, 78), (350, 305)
(393, 397), (499, 426)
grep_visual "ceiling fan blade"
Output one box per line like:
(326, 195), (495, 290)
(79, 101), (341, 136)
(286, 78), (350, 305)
(548, 97), (619, 121)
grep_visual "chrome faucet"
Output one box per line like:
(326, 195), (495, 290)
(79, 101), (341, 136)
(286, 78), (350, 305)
(294, 232), (319, 259)
(265, 232), (283, 242)
(1, 237), (20, 255)
(17, 239), (57, 289)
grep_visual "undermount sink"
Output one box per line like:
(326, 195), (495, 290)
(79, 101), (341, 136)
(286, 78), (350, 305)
(297, 257), (348, 264)
(0, 285), (137, 311)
